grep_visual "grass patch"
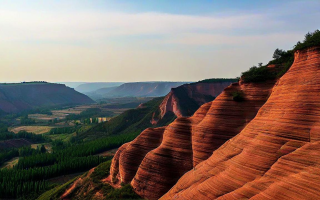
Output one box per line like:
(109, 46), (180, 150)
(47, 133), (74, 142)
(37, 176), (80, 200)
(90, 160), (111, 183)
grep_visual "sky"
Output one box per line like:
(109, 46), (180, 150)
(0, 0), (319, 82)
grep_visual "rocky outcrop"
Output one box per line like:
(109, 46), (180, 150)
(111, 76), (276, 199)
(0, 82), (94, 113)
(161, 46), (320, 199)
(159, 81), (235, 118)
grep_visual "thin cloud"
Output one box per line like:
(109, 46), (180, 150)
(0, 10), (275, 42)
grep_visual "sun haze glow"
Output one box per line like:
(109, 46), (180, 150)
(1, 0), (319, 82)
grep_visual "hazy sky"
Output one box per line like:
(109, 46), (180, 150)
(1, 0), (319, 82)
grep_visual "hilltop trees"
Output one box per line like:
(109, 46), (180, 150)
(273, 48), (286, 59)
(294, 29), (320, 50)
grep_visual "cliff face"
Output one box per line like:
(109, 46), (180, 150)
(111, 76), (276, 199)
(159, 81), (234, 118)
(162, 46), (320, 199)
(0, 83), (94, 113)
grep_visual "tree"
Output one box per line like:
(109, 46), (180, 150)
(273, 48), (286, 59)
(40, 145), (46, 153)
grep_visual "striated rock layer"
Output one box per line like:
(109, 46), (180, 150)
(161, 46), (320, 199)
(111, 74), (276, 199)
(110, 127), (166, 184)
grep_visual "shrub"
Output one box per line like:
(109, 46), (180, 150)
(102, 184), (142, 199)
(232, 91), (244, 102)
(273, 48), (287, 59)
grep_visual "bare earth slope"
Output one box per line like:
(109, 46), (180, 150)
(162, 46), (320, 199)
(0, 82), (94, 113)
(111, 76), (276, 199)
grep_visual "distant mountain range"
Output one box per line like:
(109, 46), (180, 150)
(74, 82), (124, 93)
(86, 82), (190, 100)
(0, 82), (94, 113)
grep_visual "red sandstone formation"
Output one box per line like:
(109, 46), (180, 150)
(110, 127), (166, 184)
(160, 81), (234, 118)
(111, 75), (276, 199)
(131, 102), (212, 199)
(161, 47), (320, 199)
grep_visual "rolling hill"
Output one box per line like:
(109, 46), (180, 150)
(0, 82), (94, 113)
(87, 82), (190, 99)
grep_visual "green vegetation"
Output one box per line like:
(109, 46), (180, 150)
(0, 146), (47, 167)
(0, 130), (137, 199)
(101, 184), (142, 200)
(76, 97), (176, 141)
(0, 94), (147, 198)
(103, 102), (142, 109)
(241, 30), (320, 83)
(66, 108), (114, 121)
(0, 149), (19, 166)
(196, 78), (238, 83)
(232, 91), (244, 102)
(37, 160), (141, 200)
(0, 156), (107, 198)
(90, 160), (112, 183)
(37, 176), (79, 200)
(241, 63), (277, 83)
(241, 49), (294, 83)
(20, 115), (36, 125)
(49, 126), (78, 135)
(0, 129), (46, 142)
(89, 161), (141, 199)
(0, 81), (49, 86)
(47, 133), (74, 142)
(294, 29), (320, 51)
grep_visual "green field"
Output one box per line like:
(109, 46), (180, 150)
(47, 133), (74, 142)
